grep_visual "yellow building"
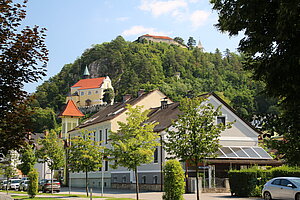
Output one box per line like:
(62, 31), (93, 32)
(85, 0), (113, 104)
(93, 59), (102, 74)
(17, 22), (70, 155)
(67, 76), (114, 108)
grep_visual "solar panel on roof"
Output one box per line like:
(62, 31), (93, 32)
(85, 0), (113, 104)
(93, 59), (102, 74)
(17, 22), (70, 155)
(214, 146), (272, 159)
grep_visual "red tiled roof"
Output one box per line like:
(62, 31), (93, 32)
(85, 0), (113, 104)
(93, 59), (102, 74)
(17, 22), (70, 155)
(71, 77), (105, 90)
(59, 100), (84, 117)
(142, 34), (173, 40)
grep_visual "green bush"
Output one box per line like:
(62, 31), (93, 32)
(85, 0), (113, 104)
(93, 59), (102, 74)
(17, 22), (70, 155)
(163, 160), (185, 200)
(229, 165), (300, 197)
(28, 169), (38, 198)
(228, 169), (257, 197)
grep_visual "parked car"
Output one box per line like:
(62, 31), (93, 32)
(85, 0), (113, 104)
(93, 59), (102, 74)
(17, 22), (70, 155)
(0, 180), (8, 190)
(7, 179), (21, 190)
(38, 179), (60, 193)
(19, 180), (30, 191)
(262, 177), (300, 200)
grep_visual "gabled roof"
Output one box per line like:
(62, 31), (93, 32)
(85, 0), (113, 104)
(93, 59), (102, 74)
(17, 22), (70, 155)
(59, 100), (84, 117)
(142, 34), (173, 40)
(146, 92), (260, 135)
(72, 90), (162, 130)
(71, 77), (105, 90)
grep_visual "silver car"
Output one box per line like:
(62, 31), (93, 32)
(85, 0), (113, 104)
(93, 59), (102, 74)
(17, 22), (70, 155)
(262, 177), (300, 200)
(19, 180), (29, 191)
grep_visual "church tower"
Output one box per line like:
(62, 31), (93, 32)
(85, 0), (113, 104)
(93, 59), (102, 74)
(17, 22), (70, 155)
(59, 100), (84, 139)
(83, 65), (90, 79)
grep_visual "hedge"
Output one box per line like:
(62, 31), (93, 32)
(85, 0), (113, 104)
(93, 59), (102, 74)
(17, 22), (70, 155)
(229, 165), (300, 197)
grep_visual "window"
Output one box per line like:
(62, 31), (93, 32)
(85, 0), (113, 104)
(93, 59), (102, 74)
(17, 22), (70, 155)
(93, 131), (96, 141)
(272, 179), (281, 185)
(95, 91), (98, 94)
(217, 116), (226, 125)
(105, 160), (108, 171)
(142, 176), (146, 184)
(113, 177), (117, 183)
(122, 176), (127, 183)
(281, 179), (292, 187)
(105, 129), (108, 144)
(99, 130), (102, 143)
(88, 91), (92, 95)
(81, 92), (84, 96)
(153, 176), (158, 184)
(154, 147), (158, 163)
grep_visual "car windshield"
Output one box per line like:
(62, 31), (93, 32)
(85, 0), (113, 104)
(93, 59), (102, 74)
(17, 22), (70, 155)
(12, 180), (21, 183)
(3, 180), (7, 184)
(291, 179), (300, 186)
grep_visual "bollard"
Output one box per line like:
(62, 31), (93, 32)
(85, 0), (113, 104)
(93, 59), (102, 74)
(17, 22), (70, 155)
(90, 188), (93, 200)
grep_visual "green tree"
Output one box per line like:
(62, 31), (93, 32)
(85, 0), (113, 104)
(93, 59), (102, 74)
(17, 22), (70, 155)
(0, 0), (48, 153)
(68, 131), (104, 197)
(109, 105), (159, 200)
(187, 37), (196, 49)
(37, 130), (65, 194)
(210, 0), (300, 165)
(163, 160), (185, 200)
(164, 97), (233, 200)
(17, 143), (37, 176)
(28, 168), (38, 198)
(102, 88), (115, 105)
(30, 107), (57, 133)
(174, 37), (185, 45)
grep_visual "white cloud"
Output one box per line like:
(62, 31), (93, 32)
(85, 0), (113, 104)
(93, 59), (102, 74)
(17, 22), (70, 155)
(116, 17), (129, 22)
(122, 26), (168, 36)
(190, 10), (210, 28)
(188, 0), (200, 3)
(139, 0), (187, 17)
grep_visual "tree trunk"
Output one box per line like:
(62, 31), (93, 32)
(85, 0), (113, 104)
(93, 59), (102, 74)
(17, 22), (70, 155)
(51, 169), (53, 194)
(85, 169), (89, 197)
(195, 161), (200, 200)
(135, 168), (139, 200)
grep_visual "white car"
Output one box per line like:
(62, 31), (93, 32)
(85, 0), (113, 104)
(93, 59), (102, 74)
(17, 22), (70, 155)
(19, 180), (30, 191)
(262, 177), (300, 200)
(7, 179), (21, 190)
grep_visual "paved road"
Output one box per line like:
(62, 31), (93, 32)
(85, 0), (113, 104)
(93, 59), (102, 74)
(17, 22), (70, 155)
(60, 187), (263, 200)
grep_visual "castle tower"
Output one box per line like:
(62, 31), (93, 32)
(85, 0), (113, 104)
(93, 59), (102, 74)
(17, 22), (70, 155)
(197, 39), (204, 50)
(59, 100), (84, 139)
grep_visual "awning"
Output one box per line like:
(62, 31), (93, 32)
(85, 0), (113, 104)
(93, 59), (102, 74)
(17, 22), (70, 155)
(216, 146), (273, 159)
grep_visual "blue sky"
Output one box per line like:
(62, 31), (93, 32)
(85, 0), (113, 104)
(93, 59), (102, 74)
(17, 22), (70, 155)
(23, 0), (243, 93)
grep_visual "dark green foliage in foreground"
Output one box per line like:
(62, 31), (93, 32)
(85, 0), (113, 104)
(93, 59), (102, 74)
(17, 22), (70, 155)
(34, 36), (276, 121)
(229, 166), (300, 197)
(163, 160), (185, 200)
(28, 169), (39, 198)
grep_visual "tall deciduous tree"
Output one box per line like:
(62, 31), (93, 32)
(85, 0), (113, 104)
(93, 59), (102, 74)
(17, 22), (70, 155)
(187, 37), (196, 49)
(17, 143), (36, 176)
(0, 0), (48, 154)
(210, 0), (300, 165)
(68, 131), (104, 197)
(165, 97), (233, 200)
(109, 105), (159, 200)
(37, 130), (65, 194)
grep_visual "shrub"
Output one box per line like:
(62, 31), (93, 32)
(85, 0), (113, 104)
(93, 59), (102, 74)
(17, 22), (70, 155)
(28, 169), (38, 198)
(270, 165), (300, 177)
(163, 160), (185, 200)
(228, 169), (257, 197)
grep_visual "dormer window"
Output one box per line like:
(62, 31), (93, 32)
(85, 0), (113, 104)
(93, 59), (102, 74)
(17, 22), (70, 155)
(217, 116), (226, 125)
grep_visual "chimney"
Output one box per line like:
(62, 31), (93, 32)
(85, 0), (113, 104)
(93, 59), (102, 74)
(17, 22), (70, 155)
(161, 97), (168, 109)
(137, 89), (145, 97)
(123, 94), (132, 103)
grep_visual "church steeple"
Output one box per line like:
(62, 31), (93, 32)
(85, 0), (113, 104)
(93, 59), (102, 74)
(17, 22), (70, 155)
(197, 39), (204, 50)
(83, 65), (90, 79)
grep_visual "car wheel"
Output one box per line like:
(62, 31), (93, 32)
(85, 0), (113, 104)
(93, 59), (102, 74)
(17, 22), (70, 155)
(264, 191), (272, 200)
(296, 193), (300, 200)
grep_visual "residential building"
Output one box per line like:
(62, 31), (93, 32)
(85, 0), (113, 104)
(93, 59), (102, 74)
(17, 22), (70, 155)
(66, 90), (278, 191)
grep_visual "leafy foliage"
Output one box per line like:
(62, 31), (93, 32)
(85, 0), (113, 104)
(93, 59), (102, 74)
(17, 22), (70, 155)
(0, 0), (48, 153)
(29, 107), (57, 133)
(103, 88), (114, 105)
(163, 160), (185, 200)
(28, 168), (39, 198)
(211, 0), (300, 165)
(109, 105), (159, 200)
(164, 97), (233, 200)
(68, 131), (104, 196)
(17, 143), (37, 176)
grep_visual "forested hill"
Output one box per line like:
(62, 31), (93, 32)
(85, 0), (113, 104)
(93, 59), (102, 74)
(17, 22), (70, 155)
(33, 36), (277, 121)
